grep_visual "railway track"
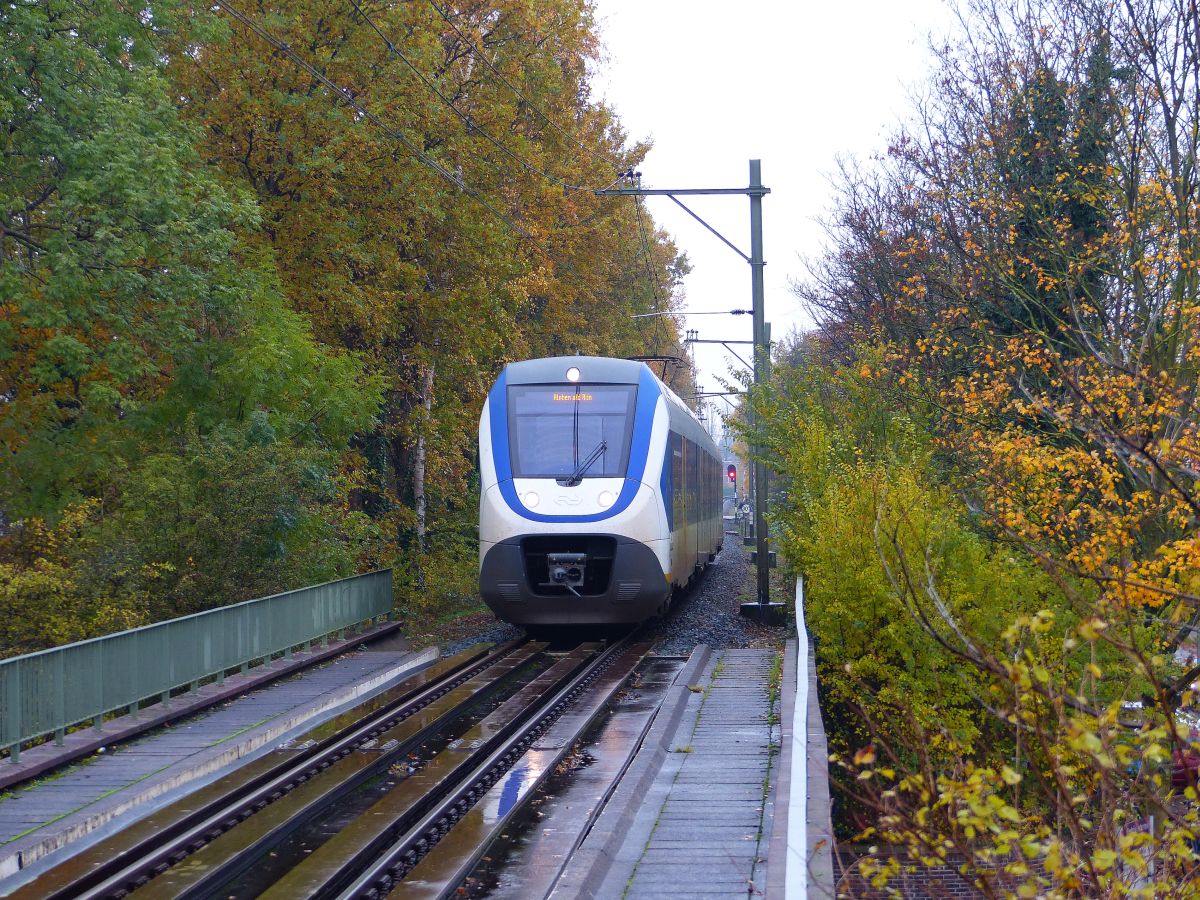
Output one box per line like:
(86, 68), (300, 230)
(12, 635), (649, 899)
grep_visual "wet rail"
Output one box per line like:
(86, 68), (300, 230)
(383, 640), (661, 900)
(12, 634), (649, 899)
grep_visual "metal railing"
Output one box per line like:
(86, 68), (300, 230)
(0, 569), (393, 763)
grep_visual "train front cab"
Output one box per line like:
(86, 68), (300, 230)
(479, 359), (671, 625)
(478, 531), (671, 626)
(478, 356), (723, 626)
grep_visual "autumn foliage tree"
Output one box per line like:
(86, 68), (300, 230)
(1, 0), (385, 651)
(162, 0), (688, 604)
(758, 0), (1200, 894)
(1, 0), (686, 651)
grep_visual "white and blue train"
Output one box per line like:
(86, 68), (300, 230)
(479, 356), (723, 626)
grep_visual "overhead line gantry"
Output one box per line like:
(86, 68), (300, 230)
(596, 161), (783, 620)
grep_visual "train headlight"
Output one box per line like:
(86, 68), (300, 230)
(522, 491), (541, 509)
(597, 490), (615, 508)
(565, 366), (581, 383)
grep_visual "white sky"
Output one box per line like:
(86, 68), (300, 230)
(591, 0), (957, 406)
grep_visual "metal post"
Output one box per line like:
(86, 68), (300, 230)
(54, 653), (66, 742)
(594, 164), (784, 623)
(8, 665), (21, 763)
(750, 160), (770, 608)
(94, 643), (104, 731)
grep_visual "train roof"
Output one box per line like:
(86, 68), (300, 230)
(500, 356), (716, 452)
(502, 355), (645, 385)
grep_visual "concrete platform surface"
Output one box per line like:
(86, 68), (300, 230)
(0, 641), (437, 884)
(552, 647), (782, 900)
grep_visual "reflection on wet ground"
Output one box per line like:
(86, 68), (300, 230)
(465, 656), (685, 899)
(258, 648), (601, 899)
(158, 648), (551, 899)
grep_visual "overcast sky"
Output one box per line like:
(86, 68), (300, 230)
(591, 0), (957, 404)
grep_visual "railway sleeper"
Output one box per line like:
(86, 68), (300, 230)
(383, 641), (653, 900)
(109, 644), (546, 900)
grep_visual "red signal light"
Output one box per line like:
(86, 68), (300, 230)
(726, 464), (737, 483)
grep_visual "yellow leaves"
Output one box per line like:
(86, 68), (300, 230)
(855, 745), (877, 766)
(1019, 836), (1044, 859)
(1000, 765), (1022, 785)
(1030, 609), (1055, 633)
(895, 315), (1200, 604)
(1066, 727), (1112, 767)
(1077, 618), (1107, 641)
(1142, 741), (1169, 765)
(995, 802), (1022, 824)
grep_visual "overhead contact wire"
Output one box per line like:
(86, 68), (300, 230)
(633, 196), (671, 355)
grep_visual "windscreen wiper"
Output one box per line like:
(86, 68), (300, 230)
(560, 439), (607, 487)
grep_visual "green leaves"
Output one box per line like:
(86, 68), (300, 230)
(0, 0), (381, 653)
(1, 0), (679, 651)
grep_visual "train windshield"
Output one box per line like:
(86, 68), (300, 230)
(507, 384), (638, 479)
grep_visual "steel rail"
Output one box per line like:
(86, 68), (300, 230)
(260, 643), (608, 899)
(10, 640), (528, 900)
(131, 642), (547, 899)
(386, 640), (654, 899)
(335, 632), (647, 899)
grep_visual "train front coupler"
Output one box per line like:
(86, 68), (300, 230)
(547, 552), (588, 597)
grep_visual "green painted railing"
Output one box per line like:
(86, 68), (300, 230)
(0, 569), (393, 763)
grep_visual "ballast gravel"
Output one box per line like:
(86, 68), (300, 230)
(444, 620), (524, 657)
(652, 528), (788, 655)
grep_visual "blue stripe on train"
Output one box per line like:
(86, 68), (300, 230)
(660, 433), (674, 531)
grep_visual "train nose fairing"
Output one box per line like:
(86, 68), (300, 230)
(478, 355), (720, 627)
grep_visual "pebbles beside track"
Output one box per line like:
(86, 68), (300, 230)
(654, 531), (787, 654)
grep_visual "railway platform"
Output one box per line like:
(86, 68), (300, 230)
(551, 647), (783, 899)
(0, 637), (436, 885)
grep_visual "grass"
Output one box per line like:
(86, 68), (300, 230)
(624, 648), (789, 895)
(0, 759), (175, 845)
(747, 652), (785, 889)
(766, 651), (784, 727)
(622, 656), (722, 898)
(399, 599), (501, 646)
(206, 716), (272, 747)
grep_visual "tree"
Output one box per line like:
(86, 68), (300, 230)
(164, 0), (687, 605)
(0, 0), (380, 652)
(773, 0), (1200, 893)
